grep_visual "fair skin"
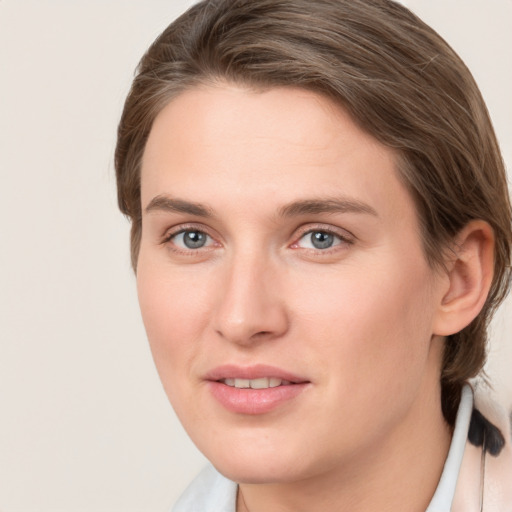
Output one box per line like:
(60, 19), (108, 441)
(137, 84), (494, 512)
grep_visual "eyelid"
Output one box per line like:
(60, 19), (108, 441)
(289, 224), (356, 257)
(159, 222), (354, 254)
(160, 223), (221, 248)
(291, 223), (356, 245)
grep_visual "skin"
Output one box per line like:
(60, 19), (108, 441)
(137, 84), (478, 511)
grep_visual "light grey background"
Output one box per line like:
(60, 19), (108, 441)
(0, 1), (510, 511)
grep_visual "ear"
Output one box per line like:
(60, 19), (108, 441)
(433, 220), (495, 336)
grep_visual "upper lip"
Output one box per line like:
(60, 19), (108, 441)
(205, 364), (309, 384)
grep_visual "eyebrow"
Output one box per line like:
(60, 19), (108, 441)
(144, 195), (213, 217)
(144, 195), (378, 219)
(278, 197), (378, 218)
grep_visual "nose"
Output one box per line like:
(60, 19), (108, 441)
(212, 252), (289, 346)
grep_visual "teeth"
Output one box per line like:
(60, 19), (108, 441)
(235, 378), (251, 388)
(222, 377), (291, 389)
(269, 377), (282, 388)
(250, 377), (270, 389)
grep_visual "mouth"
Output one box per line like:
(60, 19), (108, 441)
(205, 364), (308, 384)
(220, 377), (293, 389)
(205, 365), (310, 415)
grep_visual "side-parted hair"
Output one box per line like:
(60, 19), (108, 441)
(115, 0), (512, 424)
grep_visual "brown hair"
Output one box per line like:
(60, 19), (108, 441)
(115, 0), (512, 423)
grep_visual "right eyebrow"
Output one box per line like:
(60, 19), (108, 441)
(278, 197), (378, 218)
(144, 195), (213, 218)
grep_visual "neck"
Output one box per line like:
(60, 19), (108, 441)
(237, 373), (452, 512)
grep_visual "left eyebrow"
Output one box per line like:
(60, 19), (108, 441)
(278, 197), (378, 218)
(144, 195), (214, 217)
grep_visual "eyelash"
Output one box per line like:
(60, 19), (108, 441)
(291, 225), (355, 253)
(161, 224), (218, 254)
(160, 224), (355, 255)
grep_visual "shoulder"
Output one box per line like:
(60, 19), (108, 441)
(171, 464), (238, 512)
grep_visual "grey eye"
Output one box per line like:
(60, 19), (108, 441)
(310, 231), (335, 249)
(174, 230), (211, 249)
(297, 231), (341, 250)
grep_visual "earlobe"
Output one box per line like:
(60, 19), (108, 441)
(433, 220), (495, 336)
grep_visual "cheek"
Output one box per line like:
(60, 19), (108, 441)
(293, 259), (436, 383)
(291, 261), (439, 445)
(136, 255), (211, 384)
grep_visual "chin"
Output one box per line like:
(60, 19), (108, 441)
(213, 458), (301, 485)
(200, 437), (314, 485)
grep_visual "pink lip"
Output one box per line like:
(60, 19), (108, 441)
(205, 364), (308, 383)
(205, 364), (310, 415)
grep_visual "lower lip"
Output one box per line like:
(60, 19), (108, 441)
(208, 381), (309, 415)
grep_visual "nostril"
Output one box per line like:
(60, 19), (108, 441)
(252, 331), (271, 338)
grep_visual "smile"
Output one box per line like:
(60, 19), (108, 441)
(206, 365), (310, 414)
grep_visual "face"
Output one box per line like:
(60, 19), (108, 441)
(137, 85), (447, 484)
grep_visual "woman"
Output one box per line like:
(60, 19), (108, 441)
(115, 0), (512, 510)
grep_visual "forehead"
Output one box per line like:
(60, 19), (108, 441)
(141, 84), (416, 227)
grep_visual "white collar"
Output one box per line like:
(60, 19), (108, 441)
(426, 384), (474, 511)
